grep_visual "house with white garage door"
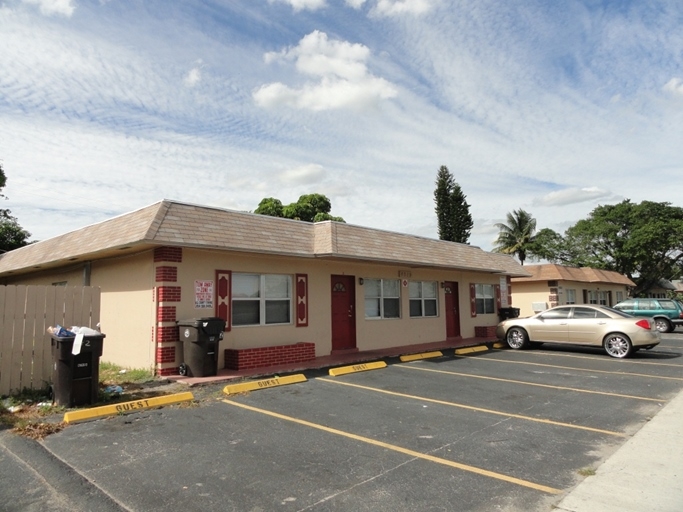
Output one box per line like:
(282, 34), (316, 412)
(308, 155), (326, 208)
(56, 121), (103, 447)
(0, 200), (530, 375)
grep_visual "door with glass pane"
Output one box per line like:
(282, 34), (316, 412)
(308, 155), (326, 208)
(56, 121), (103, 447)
(331, 275), (356, 351)
(444, 281), (461, 338)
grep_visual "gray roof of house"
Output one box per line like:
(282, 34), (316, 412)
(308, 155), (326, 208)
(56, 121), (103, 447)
(0, 200), (531, 277)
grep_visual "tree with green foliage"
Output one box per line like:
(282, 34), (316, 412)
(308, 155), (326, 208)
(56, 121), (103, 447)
(434, 166), (473, 243)
(493, 209), (537, 265)
(254, 193), (345, 223)
(254, 197), (284, 217)
(0, 162), (31, 253)
(542, 200), (683, 296)
(0, 217), (31, 252)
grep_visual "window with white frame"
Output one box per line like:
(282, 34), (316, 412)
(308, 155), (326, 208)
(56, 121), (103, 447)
(587, 290), (598, 304)
(232, 273), (291, 326)
(409, 281), (438, 318)
(475, 284), (495, 314)
(598, 291), (608, 305)
(616, 291), (624, 303)
(565, 289), (576, 304)
(364, 279), (400, 319)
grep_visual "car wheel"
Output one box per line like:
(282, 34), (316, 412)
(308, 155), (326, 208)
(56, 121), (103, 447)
(653, 318), (672, 333)
(506, 327), (529, 350)
(603, 333), (633, 358)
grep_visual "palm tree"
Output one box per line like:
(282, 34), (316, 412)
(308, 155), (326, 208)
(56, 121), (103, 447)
(493, 209), (537, 265)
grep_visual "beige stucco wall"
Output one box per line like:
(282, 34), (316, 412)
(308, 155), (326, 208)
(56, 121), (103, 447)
(0, 266), (86, 286)
(91, 252), (155, 369)
(3, 246), (509, 372)
(0, 252), (156, 369)
(176, 248), (503, 366)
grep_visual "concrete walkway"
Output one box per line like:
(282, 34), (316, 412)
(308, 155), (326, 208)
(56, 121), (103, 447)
(556, 388), (683, 512)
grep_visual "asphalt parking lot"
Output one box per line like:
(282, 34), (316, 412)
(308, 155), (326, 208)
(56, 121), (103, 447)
(5, 333), (683, 511)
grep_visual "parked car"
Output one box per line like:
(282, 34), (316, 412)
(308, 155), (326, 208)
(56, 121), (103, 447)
(496, 304), (660, 358)
(612, 298), (683, 333)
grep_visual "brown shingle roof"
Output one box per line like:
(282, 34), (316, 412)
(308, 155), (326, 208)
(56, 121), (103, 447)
(511, 264), (634, 286)
(0, 200), (531, 277)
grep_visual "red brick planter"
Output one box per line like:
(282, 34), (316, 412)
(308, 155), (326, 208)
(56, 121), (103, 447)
(224, 342), (316, 370)
(475, 326), (498, 338)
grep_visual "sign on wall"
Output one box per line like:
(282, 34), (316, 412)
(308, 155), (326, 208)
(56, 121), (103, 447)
(195, 280), (214, 309)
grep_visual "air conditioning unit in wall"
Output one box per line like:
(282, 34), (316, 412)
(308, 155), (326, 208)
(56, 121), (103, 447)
(531, 302), (548, 313)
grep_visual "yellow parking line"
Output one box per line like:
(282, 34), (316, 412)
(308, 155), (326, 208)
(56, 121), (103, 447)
(397, 365), (663, 402)
(317, 378), (625, 437)
(494, 349), (683, 368)
(457, 355), (683, 381)
(222, 399), (561, 495)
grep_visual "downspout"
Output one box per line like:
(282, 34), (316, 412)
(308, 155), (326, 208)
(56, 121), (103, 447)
(83, 261), (91, 286)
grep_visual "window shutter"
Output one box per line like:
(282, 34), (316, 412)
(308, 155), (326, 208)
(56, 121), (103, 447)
(507, 276), (512, 306)
(582, 289), (588, 304)
(215, 270), (232, 331)
(470, 284), (477, 317)
(495, 284), (501, 311)
(296, 273), (308, 327)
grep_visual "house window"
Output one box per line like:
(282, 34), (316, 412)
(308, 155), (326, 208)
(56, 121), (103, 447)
(587, 290), (598, 304)
(565, 289), (576, 305)
(616, 291), (624, 303)
(409, 281), (438, 318)
(232, 273), (291, 326)
(475, 284), (495, 314)
(598, 291), (608, 305)
(364, 279), (400, 319)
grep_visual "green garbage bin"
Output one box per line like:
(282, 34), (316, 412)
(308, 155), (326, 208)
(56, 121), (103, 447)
(51, 333), (105, 407)
(177, 318), (226, 377)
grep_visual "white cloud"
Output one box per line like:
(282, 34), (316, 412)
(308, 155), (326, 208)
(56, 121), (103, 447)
(372, 0), (436, 16)
(268, 0), (327, 12)
(22, 0), (75, 17)
(279, 164), (326, 184)
(265, 31), (371, 80)
(345, 0), (367, 8)
(533, 187), (614, 207)
(255, 31), (397, 110)
(663, 78), (683, 96)
(184, 65), (202, 88)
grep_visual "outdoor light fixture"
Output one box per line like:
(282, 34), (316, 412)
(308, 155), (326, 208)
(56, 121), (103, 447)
(440, 282), (445, 288)
(359, 278), (364, 285)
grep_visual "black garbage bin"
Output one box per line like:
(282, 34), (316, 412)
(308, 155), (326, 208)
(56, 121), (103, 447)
(51, 333), (105, 407)
(177, 317), (226, 377)
(498, 307), (521, 321)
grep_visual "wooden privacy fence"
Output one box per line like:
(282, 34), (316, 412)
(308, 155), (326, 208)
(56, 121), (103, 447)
(0, 285), (101, 396)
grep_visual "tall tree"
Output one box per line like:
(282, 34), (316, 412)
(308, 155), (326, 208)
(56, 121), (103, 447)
(0, 162), (31, 252)
(254, 193), (345, 223)
(493, 209), (537, 265)
(554, 200), (683, 296)
(434, 166), (473, 243)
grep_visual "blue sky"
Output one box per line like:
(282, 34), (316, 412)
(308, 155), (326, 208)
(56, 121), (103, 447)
(1, 0), (682, 252)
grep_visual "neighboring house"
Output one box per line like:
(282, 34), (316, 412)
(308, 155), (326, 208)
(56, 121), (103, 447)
(0, 200), (529, 375)
(510, 264), (634, 317)
(642, 279), (677, 299)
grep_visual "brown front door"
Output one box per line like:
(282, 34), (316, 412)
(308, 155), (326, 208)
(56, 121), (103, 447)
(444, 281), (461, 338)
(331, 275), (357, 351)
